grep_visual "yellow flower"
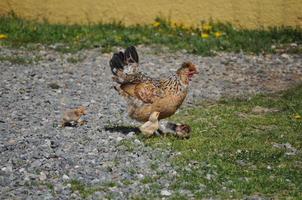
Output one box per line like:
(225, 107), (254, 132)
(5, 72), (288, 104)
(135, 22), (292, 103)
(202, 24), (212, 31)
(152, 21), (161, 28)
(214, 31), (223, 38)
(114, 35), (122, 42)
(0, 34), (8, 40)
(293, 113), (301, 120)
(201, 33), (209, 39)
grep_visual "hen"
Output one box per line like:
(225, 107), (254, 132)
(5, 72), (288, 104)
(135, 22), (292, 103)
(109, 46), (198, 122)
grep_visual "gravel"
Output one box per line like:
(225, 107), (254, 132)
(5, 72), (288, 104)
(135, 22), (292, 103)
(0, 45), (301, 199)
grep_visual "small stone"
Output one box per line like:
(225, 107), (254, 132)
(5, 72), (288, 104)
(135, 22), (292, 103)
(8, 139), (16, 145)
(19, 168), (25, 173)
(116, 136), (123, 142)
(137, 174), (144, 179)
(290, 43), (298, 47)
(206, 174), (212, 180)
(63, 174), (70, 180)
(70, 193), (79, 198)
(127, 131), (135, 138)
(83, 102), (90, 107)
(134, 139), (141, 145)
(161, 189), (172, 196)
(48, 82), (60, 89)
(281, 53), (290, 59)
(94, 191), (104, 198)
(39, 171), (47, 181)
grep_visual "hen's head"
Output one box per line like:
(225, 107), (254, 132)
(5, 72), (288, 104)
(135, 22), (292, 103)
(177, 62), (198, 84)
(149, 111), (160, 122)
(75, 106), (87, 116)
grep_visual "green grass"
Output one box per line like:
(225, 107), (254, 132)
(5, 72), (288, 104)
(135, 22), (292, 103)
(68, 179), (117, 199)
(0, 55), (41, 64)
(145, 85), (302, 199)
(0, 15), (301, 55)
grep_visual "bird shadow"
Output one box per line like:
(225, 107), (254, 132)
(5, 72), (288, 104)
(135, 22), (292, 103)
(104, 125), (140, 135)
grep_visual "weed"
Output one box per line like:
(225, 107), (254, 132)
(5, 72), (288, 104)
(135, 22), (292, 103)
(146, 84), (302, 198)
(0, 15), (301, 55)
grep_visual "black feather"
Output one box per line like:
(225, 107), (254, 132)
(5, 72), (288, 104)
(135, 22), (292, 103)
(117, 51), (125, 62)
(125, 46), (139, 64)
(109, 46), (139, 75)
(110, 53), (124, 75)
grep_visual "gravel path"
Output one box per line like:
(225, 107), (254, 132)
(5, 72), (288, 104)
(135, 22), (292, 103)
(0, 45), (301, 199)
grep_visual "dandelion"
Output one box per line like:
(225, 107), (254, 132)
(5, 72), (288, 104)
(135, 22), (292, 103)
(172, 22), (182, 28)
(214, 31), (223, 38)
(114, 35), (122, 42)
(293, 113), (301, 120)
(0, 34), (8, 40)
(152, 21), (160, 28)
(172, 22), (192, 31)
(201, 33), (209, 39)
(202, 24), (212, 32)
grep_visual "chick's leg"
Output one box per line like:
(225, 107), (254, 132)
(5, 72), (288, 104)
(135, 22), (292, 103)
(139, 126), (154, 137)
(139, 111), (160, 137)
(77, 119), (87, 126)
(61, 120), (66, 128)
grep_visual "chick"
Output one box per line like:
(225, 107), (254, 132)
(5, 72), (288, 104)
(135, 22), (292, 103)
(139, 111), (160, 137)
(61, 106), (87, 127)
(163, 122), (191, 139)
(175, 124), (191, 139)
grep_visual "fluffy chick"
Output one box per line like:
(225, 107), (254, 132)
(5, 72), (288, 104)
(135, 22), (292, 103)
(139, 111), (160, 137)
(61, 106), (87, 127)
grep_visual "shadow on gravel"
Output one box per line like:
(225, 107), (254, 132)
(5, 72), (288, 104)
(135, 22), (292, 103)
(104, 126), (140, 135)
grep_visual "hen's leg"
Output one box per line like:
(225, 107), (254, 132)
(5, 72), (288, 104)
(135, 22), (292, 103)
(77, 119), (87, 126)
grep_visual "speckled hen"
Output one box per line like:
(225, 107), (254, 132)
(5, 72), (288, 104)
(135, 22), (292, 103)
(109, 46), (198, 122)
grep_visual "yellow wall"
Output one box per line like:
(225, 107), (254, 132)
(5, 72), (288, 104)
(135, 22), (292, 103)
(0, 0), (301, 28)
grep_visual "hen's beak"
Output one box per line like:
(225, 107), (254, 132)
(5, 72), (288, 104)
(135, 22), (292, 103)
(189, 70), (199, 76)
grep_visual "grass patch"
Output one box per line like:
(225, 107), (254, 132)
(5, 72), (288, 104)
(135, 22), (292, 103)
(117, 139), (135, 152)
(0, 15), (301, 55)
(66, 55), (86, 63)
(146, 84), (302, 198)
(141, 176), (156, 184)
(68, 179), (117, 199)
(0, 55), (41, 64)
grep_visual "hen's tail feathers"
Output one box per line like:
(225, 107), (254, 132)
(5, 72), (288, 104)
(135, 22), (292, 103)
(110, 53), (124, 75)
(125, 46), (139, 64)
(110, 46), (139, 76)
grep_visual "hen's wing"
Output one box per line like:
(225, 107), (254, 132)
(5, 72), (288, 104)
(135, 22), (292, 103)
(121, 80), (163, 104)
(120, 74), (185, 104)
